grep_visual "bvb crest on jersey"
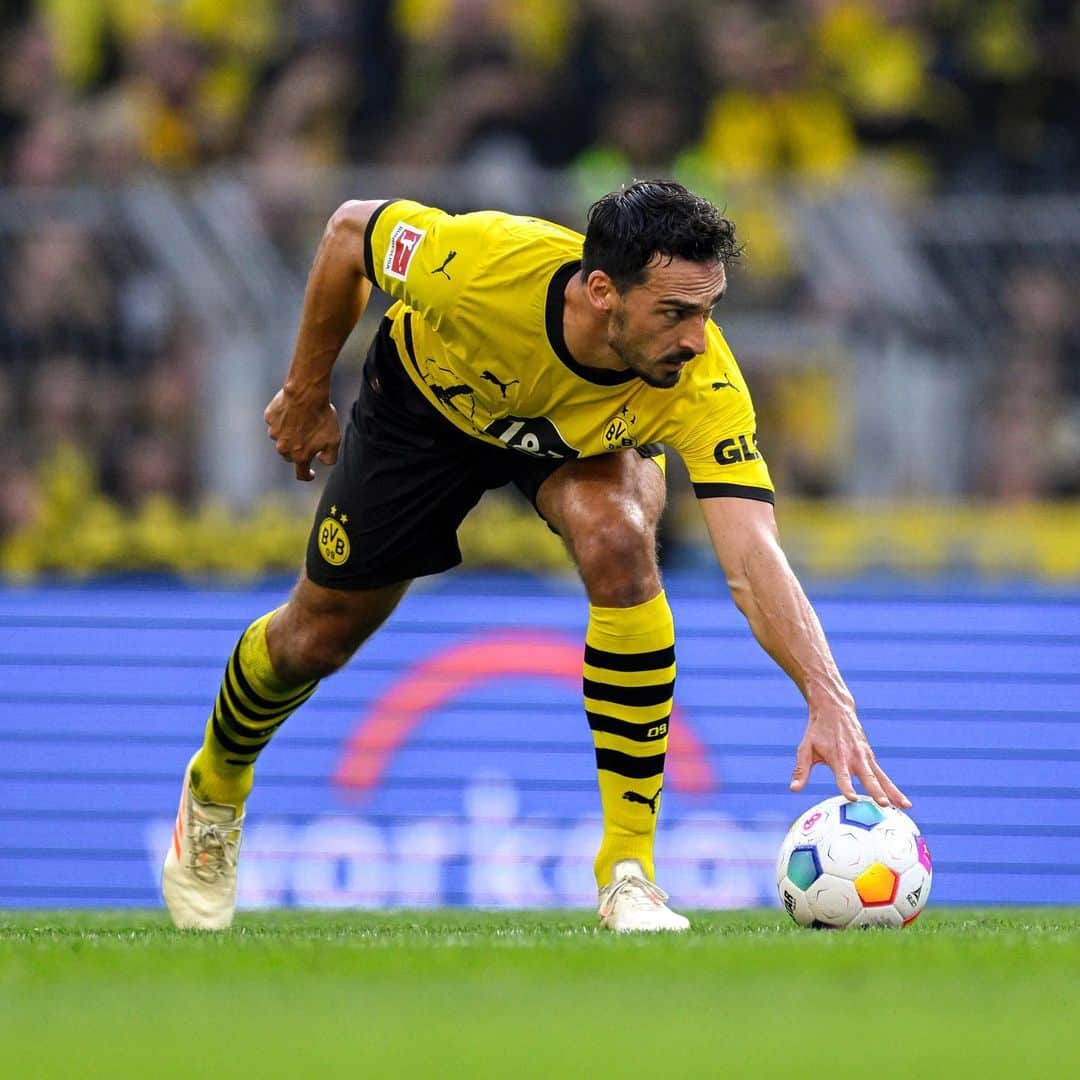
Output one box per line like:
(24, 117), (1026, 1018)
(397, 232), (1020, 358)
(603, 414), (639, 450)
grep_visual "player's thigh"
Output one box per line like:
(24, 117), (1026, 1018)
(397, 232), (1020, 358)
(534, 450), (666, 605)
(268, 569), (411, 682)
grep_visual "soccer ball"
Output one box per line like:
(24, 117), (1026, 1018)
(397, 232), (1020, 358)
(776, 796), (932, 929)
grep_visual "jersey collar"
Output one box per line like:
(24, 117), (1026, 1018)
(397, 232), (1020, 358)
(545, 260), (638, 386)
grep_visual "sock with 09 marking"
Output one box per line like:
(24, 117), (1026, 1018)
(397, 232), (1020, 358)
(584, 590), (675, 887)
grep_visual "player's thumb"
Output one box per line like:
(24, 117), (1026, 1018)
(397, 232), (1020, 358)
(790, 741), (813, 791)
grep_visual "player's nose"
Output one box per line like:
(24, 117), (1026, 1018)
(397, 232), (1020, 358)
(679, 318), (708, 356)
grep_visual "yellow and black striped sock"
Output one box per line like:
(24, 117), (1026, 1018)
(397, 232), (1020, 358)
(584, 591), (675, 887)
(189, 610), (317, 808)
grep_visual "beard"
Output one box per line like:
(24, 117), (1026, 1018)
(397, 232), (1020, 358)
(608, 307), (694, 389)
(611, 339), (694, 389)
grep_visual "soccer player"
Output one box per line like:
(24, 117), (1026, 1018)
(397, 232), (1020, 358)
(162, 181), (909, 932)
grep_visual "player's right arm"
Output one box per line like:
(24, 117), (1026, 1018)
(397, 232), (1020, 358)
(265, 199), (384, 481)
(267, 198), (488, 480)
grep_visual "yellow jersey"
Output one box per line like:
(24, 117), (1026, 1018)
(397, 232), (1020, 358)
(364, 199), (774, 501)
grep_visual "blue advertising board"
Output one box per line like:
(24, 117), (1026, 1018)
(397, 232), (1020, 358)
(2, 573), (1078, 910)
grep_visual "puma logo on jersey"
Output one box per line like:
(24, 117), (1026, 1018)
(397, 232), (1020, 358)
(622, 788), (662, 815)
(481, 370), (519, 397)
(432, 250), (457, 280)
(711, 374), (740, 392)
(384, 223), (426, 280)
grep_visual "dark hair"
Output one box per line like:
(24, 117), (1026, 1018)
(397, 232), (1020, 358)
(581, 180), (740, 292)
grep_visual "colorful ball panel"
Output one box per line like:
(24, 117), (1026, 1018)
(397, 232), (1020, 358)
(839, 799), (887, 830)
(916, 835), (932, 873)
(854, 862), (899, 906)
(786, 846), (822, 891)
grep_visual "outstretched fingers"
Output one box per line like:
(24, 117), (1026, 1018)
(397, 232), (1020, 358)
(791, 726), (911, 809)
(789, 738), (814, 792)
(868, 757), (911, 809)
(833, 761), (858, 802)
(851, 747), (911, 809)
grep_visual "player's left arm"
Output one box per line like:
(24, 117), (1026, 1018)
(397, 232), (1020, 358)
(699, 495), (910, 809)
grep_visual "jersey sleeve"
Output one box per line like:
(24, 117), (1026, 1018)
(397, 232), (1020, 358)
(671, 371), (776, 504)
(363, 199), (494, 333)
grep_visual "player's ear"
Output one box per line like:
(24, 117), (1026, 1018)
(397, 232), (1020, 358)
(585, 269), (616, 313)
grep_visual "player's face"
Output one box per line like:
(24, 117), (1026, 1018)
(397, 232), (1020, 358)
(608, 257), (727, 388)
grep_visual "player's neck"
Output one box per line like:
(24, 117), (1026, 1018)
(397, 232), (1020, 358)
(562, 274), (630, 374)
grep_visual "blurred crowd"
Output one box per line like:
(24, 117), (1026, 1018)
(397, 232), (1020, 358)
(5, 0), (1078, 188)
(0, 0), (1078, 567)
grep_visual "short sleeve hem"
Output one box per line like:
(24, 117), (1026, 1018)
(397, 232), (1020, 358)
(363, 199), (402, 284)
(693, 483), (775, 504)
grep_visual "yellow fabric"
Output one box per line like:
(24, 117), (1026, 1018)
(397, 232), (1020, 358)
(366, 200), (774, 495)
(190, 610), (315, 806)
(585, 591), (676, 886)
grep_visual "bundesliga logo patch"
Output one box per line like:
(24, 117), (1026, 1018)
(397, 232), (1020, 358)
(384, 223), (426, 281)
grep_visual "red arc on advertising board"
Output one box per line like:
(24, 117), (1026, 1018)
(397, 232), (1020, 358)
(334, 631), (717, 794)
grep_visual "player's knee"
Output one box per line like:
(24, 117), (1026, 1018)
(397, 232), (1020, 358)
(573, 516), (660, 607)
(269, 608), (365, 682)
(277, 622), (356, 681)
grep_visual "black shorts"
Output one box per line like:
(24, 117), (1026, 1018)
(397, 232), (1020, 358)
(305, 319), (661, 590)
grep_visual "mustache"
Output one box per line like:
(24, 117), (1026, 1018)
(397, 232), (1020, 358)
(663, 350), (696, 365)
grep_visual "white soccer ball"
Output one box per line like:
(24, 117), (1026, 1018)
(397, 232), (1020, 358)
(776, 796), (932, 929)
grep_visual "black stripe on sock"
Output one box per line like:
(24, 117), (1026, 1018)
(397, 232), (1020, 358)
(595, 748), (666, 779)
(228, 647), (315, 714)
(217, 679), (313, 740)
(211, 713), (271, 758)
(218, 677), (305, 734)
(220, 675), (277, 725)
(582, 678), (675, 708)
(584, 644), (675, 673)
(586, 711), (670, 742)
(216, 706), (282, 750)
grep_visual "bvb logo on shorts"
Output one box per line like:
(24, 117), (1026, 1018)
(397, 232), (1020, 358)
(318, 509), (350, 566)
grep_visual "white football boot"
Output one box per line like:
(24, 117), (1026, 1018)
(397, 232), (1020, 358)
(597, 859), (690, 933)
(161, 755), (244, 930)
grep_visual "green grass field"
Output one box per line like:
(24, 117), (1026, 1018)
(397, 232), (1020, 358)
(2, 909), (1077, 1079)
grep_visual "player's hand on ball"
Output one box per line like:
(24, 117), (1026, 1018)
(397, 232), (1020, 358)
(264, 387), (340, 481)
(790, 703), (910, 809)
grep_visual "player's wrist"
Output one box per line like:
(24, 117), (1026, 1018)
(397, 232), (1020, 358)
(803, 679), (856, 713)
(282, 373), (332, 402)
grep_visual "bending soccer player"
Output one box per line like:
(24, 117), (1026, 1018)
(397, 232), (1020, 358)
(162, 181), (909, 932)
